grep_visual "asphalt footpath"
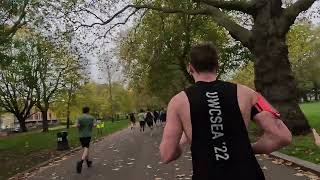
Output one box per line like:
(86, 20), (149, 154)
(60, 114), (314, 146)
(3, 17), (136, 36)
(23, 125), (319, 180)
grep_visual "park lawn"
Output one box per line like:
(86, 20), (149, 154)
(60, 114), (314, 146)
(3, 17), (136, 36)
(249, 102), (320, 164)
(280, 102), (320, 164)
(0, 120), (129, 180)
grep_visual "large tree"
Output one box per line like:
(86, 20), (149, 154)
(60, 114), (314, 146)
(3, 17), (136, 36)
(0, 52), (35, 132)
(32, 37), (81, 132)
(0, 38), (38, 132)
(50, 0), (319, 134)
(118, 2), (251, 102)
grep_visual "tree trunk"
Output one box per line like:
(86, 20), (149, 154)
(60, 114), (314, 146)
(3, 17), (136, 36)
(19, 121), (27, 132)
(252, 3), (310, 135)
(66, 109), (70, 129)
(14, 114), (28, 132)
(17, 118), (28, 132)
(42, 109), (49, 132)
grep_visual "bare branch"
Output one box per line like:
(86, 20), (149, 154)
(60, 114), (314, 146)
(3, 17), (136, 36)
(78, 7), (105, 23)
(104, 9), (139, 37)
(195, 0), (255, 14)
(205, 6), (252, 48)
(71, 4), (252, 48)
(281, 0), (317, 33)
(4, 0), (29, 37)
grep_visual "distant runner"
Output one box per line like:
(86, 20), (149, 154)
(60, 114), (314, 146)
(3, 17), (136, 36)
(76, 106), (96, 174)
(129, 112), (136, 130)
(153, 110), (159, 126)
(145, 110), (154, 130)
(160, 43), (292, 180)
(159, 108), (167, 125)
(138, 109), (146, 132)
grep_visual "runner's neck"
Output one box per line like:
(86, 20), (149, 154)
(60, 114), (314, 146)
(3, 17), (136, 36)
(193, 72), (217, 83)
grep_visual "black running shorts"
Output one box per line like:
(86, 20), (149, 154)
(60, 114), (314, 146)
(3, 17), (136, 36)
(79, 137), (91, 148)
(139, 121), (145, 126)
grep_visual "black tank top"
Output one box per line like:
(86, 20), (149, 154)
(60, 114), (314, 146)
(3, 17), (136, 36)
(184, 80), (265, 180)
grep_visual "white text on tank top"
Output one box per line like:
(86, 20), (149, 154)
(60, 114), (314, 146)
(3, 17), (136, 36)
(206, 91), (230, 161)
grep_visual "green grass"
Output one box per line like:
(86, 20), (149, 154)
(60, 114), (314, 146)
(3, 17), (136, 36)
(279, 101), (320, 164)
(249, 101), (320, 164)
(0, 120), (129, 180)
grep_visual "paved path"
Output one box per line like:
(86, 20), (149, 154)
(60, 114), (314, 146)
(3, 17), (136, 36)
(26, 126), (319, 180)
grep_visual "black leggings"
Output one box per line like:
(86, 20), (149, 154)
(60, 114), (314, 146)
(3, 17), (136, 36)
(139, 121), (145, 132)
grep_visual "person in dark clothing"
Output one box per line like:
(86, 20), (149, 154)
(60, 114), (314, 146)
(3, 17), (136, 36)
(129, 113), (136, 130)
(138, 109), (146, 132)
(145, 110), (154, 130)
(153, 110), (159, 126)
(159, 108), (167, 124)
(159, 42), (292, 180)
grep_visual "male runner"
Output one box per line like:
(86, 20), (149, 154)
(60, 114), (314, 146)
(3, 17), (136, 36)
(138, 109), (146, 132)
(159, 43), (292, 180)
(76, 106), (96, 174)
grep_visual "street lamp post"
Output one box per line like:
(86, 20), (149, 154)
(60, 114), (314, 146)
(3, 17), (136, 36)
(107, 64), (114, 122)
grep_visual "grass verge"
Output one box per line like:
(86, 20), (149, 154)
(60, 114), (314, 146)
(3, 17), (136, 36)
(249, 101), (320, 164)
(280, 102), (320, 164)
(0, 120), (129, 180)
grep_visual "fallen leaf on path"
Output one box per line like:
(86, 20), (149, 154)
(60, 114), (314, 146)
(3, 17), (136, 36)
(271, 159), (284, 165)
(112, 168), (120, 171)
(175, 168), (180, 171)
(127, 162), (134, 165)
(147, 165), (152, 169)
(294, 173), (304, 177)
(176, 174), (186, 178)
(261, 166), (268, 170)
(285, 162), (293, 166)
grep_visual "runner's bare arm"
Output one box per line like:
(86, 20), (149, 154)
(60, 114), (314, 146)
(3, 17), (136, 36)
(160, 94), (184, 164)
(252, 111), (292, 154)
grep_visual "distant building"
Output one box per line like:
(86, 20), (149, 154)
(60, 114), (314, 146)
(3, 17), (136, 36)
(0, 113), (16, 130)
(0, 108), (58, 130)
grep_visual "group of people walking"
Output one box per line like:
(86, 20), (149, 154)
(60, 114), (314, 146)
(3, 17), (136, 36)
(129, 109), (166, 132)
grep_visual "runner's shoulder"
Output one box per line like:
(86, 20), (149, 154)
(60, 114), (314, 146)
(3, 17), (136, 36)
(168, 91), (188, 108)
(235, 83), (257, 105)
